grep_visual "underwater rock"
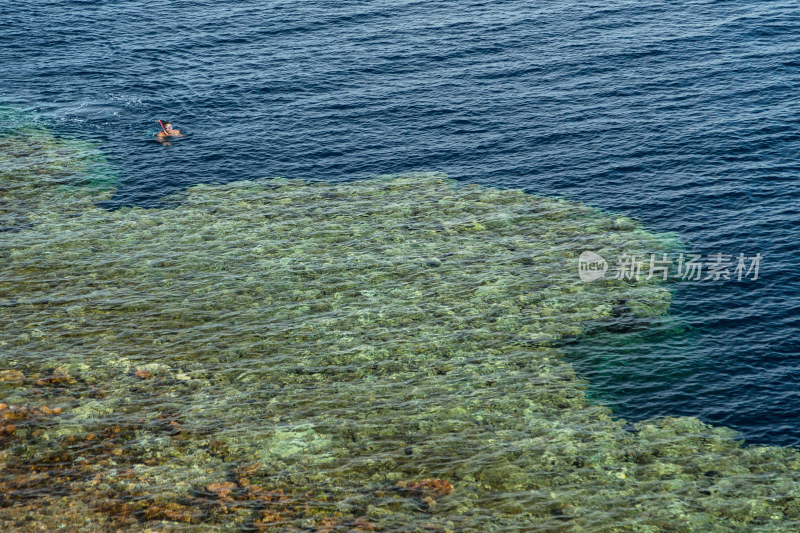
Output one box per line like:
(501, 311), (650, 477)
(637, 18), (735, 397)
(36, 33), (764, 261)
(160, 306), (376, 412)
(206, 481), (237, 499)
(155, 412), (183, 435)
(315, 516), (340, 532)
(0, 370), (24, 385)
(35, 367), (76, 386)
(0, 403), (63, 423)
(397, 478), (454, 499)
(352, 517), (378, 531)
(252, 509), (286, 529)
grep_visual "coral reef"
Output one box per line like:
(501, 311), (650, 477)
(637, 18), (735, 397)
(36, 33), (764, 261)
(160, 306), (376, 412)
(2, 113), (799, 531)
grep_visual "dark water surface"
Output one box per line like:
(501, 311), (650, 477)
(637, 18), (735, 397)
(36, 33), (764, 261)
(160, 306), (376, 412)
(2, 0), (799, 450)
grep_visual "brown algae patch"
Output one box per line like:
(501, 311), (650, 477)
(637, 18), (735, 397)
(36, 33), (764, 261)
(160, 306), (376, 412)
(1, 124), (800, 531)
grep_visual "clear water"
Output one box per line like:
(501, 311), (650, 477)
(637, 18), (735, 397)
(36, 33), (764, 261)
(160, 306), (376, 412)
(2, 0), (800, 530)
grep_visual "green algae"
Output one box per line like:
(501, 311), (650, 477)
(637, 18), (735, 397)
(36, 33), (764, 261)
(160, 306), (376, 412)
(1, 119), (800, 531)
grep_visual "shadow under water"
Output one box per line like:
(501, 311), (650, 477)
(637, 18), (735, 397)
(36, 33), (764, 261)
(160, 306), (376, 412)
(2, 117), (800, 531)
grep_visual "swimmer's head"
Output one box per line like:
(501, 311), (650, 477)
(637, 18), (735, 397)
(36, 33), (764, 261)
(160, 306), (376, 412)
(162, 122), (173, 131)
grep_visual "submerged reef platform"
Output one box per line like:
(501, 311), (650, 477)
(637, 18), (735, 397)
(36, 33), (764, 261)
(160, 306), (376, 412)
(2, 123), (800, 531)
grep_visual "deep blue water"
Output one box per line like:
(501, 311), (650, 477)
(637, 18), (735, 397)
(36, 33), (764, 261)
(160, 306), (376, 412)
(2, 0), (799, 446)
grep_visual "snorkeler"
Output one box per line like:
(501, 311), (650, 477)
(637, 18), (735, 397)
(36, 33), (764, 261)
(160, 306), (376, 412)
(155, 121), (183, 140)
